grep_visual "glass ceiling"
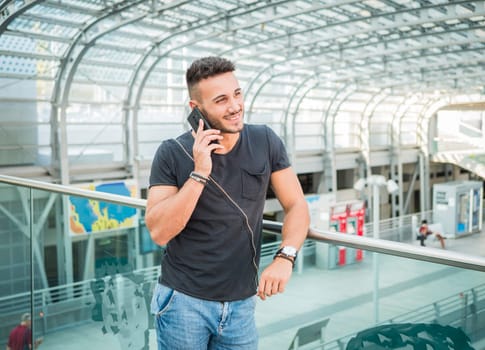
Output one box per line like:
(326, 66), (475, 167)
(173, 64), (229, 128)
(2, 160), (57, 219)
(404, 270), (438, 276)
(0, 0), (485, 181)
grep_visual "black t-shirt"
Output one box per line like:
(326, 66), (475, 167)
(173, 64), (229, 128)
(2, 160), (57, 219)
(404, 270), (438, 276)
(149, 124), (290, 301)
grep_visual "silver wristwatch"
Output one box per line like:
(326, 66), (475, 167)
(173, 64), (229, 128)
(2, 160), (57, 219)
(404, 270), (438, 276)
(275, 246), (298, 259)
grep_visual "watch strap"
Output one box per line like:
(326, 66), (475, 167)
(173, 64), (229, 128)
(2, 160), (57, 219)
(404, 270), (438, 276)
(274, 253), (295, 268)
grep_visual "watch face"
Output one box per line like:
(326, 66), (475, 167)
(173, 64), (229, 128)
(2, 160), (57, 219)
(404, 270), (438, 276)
(281, 246), (297, 257)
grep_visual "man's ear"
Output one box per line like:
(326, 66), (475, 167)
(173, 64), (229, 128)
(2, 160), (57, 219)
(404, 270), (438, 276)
(188, 100), (197, 109)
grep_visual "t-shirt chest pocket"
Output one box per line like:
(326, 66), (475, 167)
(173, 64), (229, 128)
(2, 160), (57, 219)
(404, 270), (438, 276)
(241, 164), (269, 200)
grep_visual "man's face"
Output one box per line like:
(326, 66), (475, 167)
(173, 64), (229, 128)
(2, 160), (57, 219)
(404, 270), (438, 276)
(192, 71), (244, 134)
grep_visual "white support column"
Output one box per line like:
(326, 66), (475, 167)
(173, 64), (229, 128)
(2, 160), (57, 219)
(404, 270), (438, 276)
(354, 174), (398, 325)
(372, 181), (380, 324)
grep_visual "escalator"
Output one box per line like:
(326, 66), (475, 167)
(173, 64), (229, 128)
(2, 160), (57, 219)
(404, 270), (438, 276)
(431, 127), (485, 179)
(432, 151), (485, 179)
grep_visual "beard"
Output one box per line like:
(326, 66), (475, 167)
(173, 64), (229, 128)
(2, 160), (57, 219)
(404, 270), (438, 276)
(200, 107), (244, 134)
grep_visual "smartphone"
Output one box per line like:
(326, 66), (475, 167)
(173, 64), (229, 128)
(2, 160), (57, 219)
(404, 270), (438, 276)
(187, 107), (212, 131)
(187, 107), (219, 144)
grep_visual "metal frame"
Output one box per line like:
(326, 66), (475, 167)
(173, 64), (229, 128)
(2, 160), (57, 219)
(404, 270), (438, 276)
(0, 0), (484, 196)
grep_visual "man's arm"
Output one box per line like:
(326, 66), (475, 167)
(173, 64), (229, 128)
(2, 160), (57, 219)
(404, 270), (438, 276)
(7, 331), (12, 350)
(145, 180), (205, 246)
(33, 337), (43, 349)
(257, 167), (310, 300)
(146, 120), (223, 246)
(270, 167), (309, 249)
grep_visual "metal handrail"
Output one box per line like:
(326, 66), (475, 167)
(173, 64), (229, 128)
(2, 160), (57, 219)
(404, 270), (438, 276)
(1, 174), (485, 272)
(309, 228), (485, 272)
(0, 174), (146, 208)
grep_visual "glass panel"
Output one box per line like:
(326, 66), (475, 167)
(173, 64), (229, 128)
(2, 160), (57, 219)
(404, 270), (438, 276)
(257, 251), (484, 350)
(0, 184), (33, 349)
(27, 187), (158, 349)
(30, 188), (58, 348)
(1, 180), (483, 350)
(28, 4), (91, 24)
(85, 47), (141, 65)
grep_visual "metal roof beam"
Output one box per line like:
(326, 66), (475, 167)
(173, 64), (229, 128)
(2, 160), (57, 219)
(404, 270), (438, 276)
(0, 0), (40, 33)
(229, 1), (485, 59)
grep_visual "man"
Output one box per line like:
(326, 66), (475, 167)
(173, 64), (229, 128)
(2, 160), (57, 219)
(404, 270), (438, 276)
(418, 219), (446, 249)
(146, 56), (309, 349)
(7, 313), (42, 350)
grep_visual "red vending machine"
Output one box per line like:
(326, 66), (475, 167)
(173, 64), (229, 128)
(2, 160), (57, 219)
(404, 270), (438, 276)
(347, 200), (366, 262)
(329, 203), (348, 266)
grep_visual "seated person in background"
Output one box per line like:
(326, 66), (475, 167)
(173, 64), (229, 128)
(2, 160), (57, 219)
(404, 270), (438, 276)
(417, 219), (445, 249)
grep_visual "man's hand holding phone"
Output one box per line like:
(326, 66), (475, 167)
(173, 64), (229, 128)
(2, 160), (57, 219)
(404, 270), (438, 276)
(187, 107), (222, 145)
(187, 107), (212, 131)
(188, 107), (223, 177)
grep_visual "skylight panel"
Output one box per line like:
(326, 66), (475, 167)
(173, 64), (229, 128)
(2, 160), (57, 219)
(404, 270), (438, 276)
(29, 4), (90, 24)
(182, 3), (219, 17)
(53, 0), (106, 12)
(204, 0), (239, 12)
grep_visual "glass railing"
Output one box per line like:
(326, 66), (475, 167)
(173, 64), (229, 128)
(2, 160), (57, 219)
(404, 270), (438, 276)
(258, 254), (484, 349)
(0, 174), (484, 350)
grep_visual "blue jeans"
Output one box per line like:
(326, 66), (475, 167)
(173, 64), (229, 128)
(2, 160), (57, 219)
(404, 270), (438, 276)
(151, 283), (258, 350)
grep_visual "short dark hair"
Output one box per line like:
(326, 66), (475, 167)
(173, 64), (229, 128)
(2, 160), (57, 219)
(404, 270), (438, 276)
(186, 56), (235, 99)
(421, 219), (428, 224)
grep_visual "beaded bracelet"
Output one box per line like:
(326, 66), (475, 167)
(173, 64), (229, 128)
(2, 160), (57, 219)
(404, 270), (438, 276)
(189, 171), (209, 185)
